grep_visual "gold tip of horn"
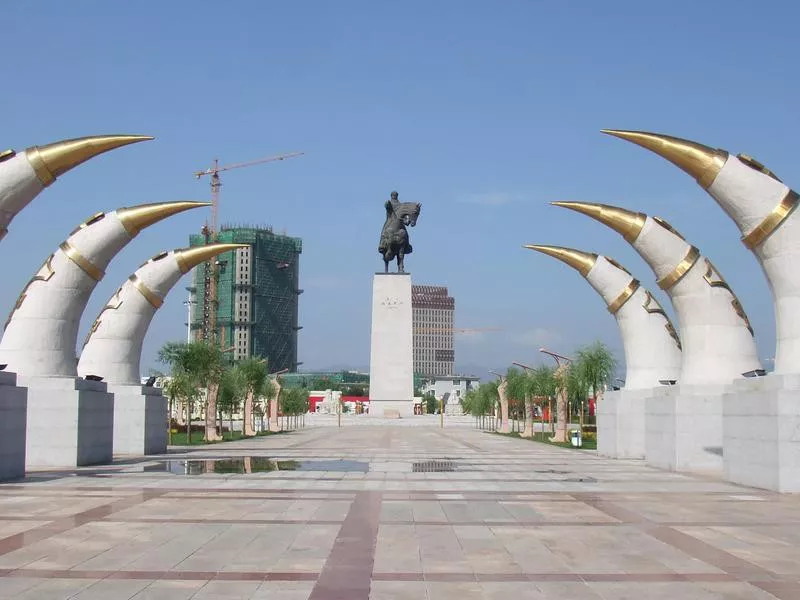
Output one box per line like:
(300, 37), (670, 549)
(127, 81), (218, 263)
(601, 129), (727, 189)
(524, 244), (597, 277)
(175, 243), (249, 274)
(25, 135), (153, 187)
(117, 201), (209, 237)
(551, 201), (647, 244)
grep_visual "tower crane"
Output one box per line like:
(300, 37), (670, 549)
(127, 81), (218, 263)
(193, 151), (304, 344)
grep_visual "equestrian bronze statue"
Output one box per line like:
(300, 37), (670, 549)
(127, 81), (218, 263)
(378, 191), (421, 273)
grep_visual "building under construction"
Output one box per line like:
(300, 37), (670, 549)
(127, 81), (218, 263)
(188, 225), (303, 372)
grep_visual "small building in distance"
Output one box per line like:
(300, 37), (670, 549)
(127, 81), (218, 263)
(420, 374), (481, 414)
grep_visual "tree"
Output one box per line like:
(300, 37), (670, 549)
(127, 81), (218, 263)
(507, 368), (536, 438)
(530, 365), (557, 428)
(257, 377), (277, 432)
(281, 387), (309, 415)
(161, 371), (199, 444)
(495, 375), (509, 433)
(238, 358), (269, 436)
(461, 383), (495, 416)
(422, 393), (437, 415)
(219, 366), (246, 439)
(158, 341), (227, 442)
(573, 342), (616, 430)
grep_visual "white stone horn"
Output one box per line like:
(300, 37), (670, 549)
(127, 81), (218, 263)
(0, 201), (208, 377)
(603, 129), (800, 374)
(553, 201), (762, 385)
(525, 245), (681, 389)
(0, 135), (153, 242)
(78, 243), (247, 384)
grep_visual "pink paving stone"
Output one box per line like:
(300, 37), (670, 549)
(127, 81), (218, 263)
(0, 426), (797, 599)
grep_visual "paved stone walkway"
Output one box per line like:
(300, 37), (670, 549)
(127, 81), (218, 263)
(0, 426), (798, 599)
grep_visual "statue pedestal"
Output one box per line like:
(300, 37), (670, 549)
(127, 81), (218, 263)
(645, 384), (727, 475)
(0, 372), (27, 481)
(723, 374), (800, 493)
(368, 273), (414, 418)
(18, 375), (113, 469)
(597, 388), (651, 460)
(109, 384), (167, 456)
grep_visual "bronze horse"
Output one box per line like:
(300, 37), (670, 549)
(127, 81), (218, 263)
(378, 194), (421, 273)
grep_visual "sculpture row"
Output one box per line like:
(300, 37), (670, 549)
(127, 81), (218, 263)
(0, 135), (243, 478)
(526, 129), (800, 492)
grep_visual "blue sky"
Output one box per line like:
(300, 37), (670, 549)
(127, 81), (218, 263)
(2, 1), (798, 376)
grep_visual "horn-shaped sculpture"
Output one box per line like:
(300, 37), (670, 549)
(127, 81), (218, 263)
(604, 129), (800, 374)
(0, 201), (208, 377)
(525, 245), (681, 389)
(78, 243), (247, 384)
(553, 201), (761, 385)
(0, 135), (153, 241)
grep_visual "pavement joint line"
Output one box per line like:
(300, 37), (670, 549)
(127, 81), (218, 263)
(0, 489), (167, 557)
(308, 491), (382, 600)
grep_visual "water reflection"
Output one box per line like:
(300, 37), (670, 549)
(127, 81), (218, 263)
(143, 457), (369, 475)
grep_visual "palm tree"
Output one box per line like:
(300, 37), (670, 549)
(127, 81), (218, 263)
(506, 367), (535, 438)
(219, 366), (246, 439)
(530, 365), (557, 429)
(161, 371), (198, 444)
(158, 341), (226, 442)
(238, 357), (269, 436)
(551, 364), (575, 443)
(573, 342), (617, 431)
(495, 376), (509, 433)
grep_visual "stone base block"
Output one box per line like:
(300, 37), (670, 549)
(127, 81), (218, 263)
(18, 376), (113, 469)
(646, 384), (727, 475)
(723, 374), (800, 493)
(368, 273), (414, 418)
(368, 401), (414, 418)
(597, 388), (651, 459)
(109, 384), (167, 456)
(0, 372), (27, 481)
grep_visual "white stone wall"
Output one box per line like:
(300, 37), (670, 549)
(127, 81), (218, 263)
(18, 375), (113, 468)
(723, 374), (800, 492)
(0, 372), (26, 480)
(369, 274), (414, 417)
(597, 388), (652, 459)
(109, 384), (167, 455)
(645, 384), (727, 475)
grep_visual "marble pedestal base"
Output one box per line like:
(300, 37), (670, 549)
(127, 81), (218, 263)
(18, 376), (113, 469)
(368, 273), (414, 418)
(646, 384), (727, 475)
(597, 388), (651, 459)
(0, 372), (27, 480)
(723, 374), (800, 493)
(109, 384), (167, 456)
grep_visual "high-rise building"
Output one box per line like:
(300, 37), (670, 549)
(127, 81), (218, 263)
(412, 285), (455, 377)
(188, 225), (303, 371)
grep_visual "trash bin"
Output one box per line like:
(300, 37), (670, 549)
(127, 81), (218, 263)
(570, 429), (582, 448)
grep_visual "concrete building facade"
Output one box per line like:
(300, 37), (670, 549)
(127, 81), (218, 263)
(188, 226), (302, 372)
(412, 285), (455, 377)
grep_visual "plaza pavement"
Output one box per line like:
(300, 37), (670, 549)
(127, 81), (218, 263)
(0, 424), (798, 599)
